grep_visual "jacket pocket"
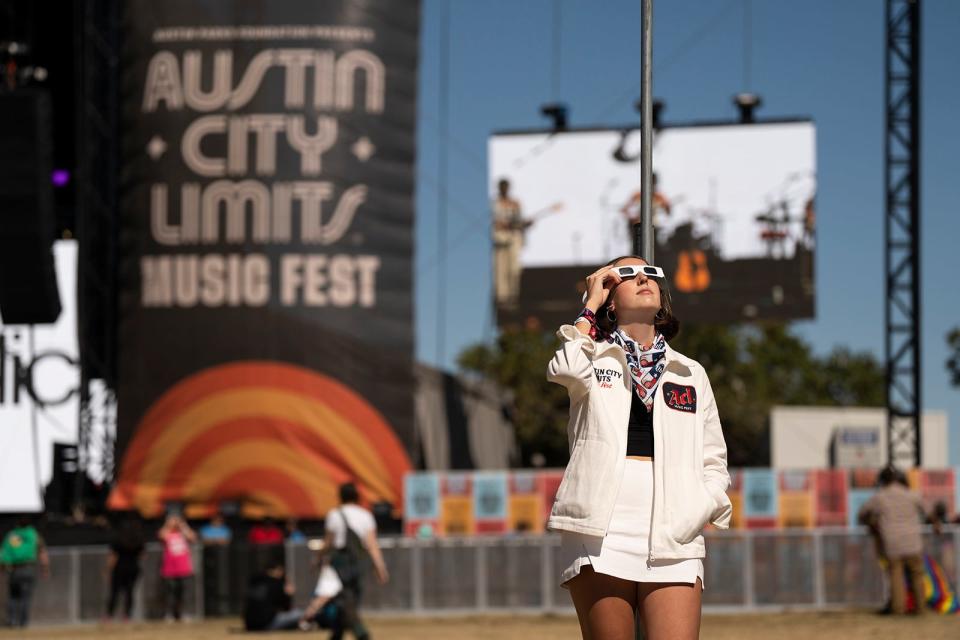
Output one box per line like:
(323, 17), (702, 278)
(552, 438), (615, 520)
(667, 475), (718, 544)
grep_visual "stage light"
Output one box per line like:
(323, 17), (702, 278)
(539, 102), (568, 131)
(734, 93), (762, 123)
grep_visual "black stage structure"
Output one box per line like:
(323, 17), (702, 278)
(884, 0), (922, 469)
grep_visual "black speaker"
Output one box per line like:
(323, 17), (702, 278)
(43, 443), (79, 515)
(0, 89), (61, 325)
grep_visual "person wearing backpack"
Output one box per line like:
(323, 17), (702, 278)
(323, 482), (389, 640)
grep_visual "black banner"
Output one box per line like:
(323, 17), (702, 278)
(111, 0), (419, 518)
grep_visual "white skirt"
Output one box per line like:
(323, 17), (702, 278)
(559, 459), (704, 588)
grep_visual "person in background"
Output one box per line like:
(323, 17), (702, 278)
(103, 513), (145, 623)
(299, 562), (346, 636)
(928, 501), (949, 531)
(242, 560), (302, 631)
(158, 513), (196, 622)
(0, 516), (49, 628)
(858, 466), (930, 615)
(324, 482), (389, 640)
(285, 518), (306, 543)
(248, 517), (285, 546)
(199, 512), (232, 547)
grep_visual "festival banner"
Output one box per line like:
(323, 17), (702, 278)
(814, 469), (848, 527)
(440, 473), (474, 536)
(538, 470), (565, 525)
(742, 468), (779, 528)
(473, 472), (508, 534)
(847, 489), (875, 528)
(404, 473), (440, 537)
(915, 469), (955, 519)
(110, 0), (420, 518)
(777, 470), (814, 529)
(851, 468), (879, 490)
(508, 471), (544, 533)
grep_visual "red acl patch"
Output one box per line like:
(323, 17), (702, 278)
(662, 382), (697, 413)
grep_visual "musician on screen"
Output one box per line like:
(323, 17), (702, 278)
(620, 172), (672, 237)
(492, 178), (531, 307)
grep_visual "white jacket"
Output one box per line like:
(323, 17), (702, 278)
(546, 324), (732, 561)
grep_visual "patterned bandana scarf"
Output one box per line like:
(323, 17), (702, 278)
(607, 329), (667, 411)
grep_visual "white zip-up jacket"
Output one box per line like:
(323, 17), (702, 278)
(546, 324), (732, 561)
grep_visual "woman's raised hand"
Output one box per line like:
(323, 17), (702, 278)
(583, 266), (621, 311)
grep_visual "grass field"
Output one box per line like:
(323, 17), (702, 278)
(1, 611), (957, 640)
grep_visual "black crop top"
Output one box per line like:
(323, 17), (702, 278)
(626, 392), (654, 457)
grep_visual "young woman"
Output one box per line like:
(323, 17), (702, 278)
(158, 513), (196, 622)
(547, 256), (731, 640)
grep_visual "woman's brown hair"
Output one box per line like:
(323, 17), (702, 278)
(595, 255), (681, 341)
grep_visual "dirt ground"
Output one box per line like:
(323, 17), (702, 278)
(1, 611), (957, 640)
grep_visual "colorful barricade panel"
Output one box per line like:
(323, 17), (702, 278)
(814, 469), (848, 527)
(473, 472), (509, 534)
(847, 488), (876, 528)
(441, 473), (475, 536)
(402, 467), (959, 535)
(538, 470), (565, 526)
(742, 469), (779, 529)
(778, 470), (814, 529)
(404, 473), (440, 537)
(508, 472), (545, 533)
(851, 468), (879, 490)
(915, 469), (955, 519)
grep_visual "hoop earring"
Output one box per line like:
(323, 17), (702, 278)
(605, 307), (617, 324)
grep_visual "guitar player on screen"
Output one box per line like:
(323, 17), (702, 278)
(491, 178), (561, 308)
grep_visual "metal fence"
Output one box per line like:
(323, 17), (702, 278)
(2, 527), (957, 625)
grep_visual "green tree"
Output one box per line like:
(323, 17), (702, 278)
(671, 324), (885, 465)
(948, 327), (960, 387)
(458, 329), (571, 467)
(458, 323), (886, 467)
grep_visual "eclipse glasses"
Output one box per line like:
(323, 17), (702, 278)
(581, 264), (665, 303)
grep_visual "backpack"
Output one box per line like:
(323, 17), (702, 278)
(329, 509), (370, 585)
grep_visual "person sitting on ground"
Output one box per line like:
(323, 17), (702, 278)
(242, 560), (302, 632)
(299, 563), (347, 636)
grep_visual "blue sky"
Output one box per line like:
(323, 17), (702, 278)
(412, 0), (960, 465)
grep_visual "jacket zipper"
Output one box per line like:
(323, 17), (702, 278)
(647, 362), (668, 562)
(648, 389), (659, 562)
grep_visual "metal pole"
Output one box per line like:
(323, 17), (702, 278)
(636, 0), (654, 262)
(909, 0), (921, 468)
(436, 0), (450, 366)
(636, 6), (654, 637)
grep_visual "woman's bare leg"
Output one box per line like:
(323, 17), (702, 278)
(636, 578), (702, 640)
(566, 565), (638, 640)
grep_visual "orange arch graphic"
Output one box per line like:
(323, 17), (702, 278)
(108, 361), (412, 517)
